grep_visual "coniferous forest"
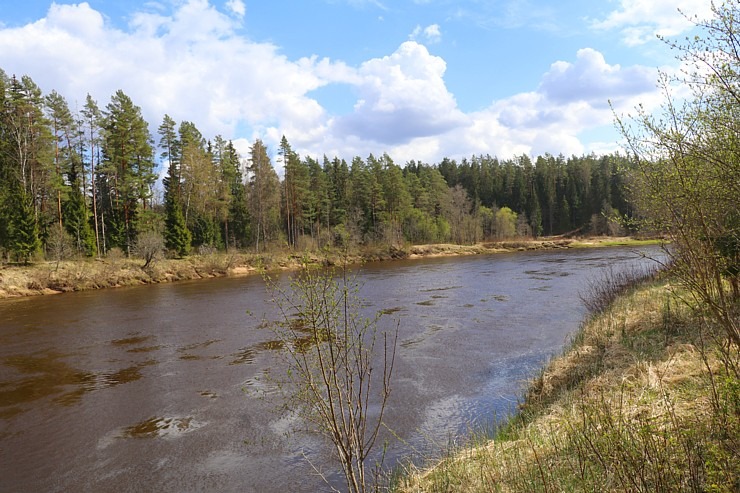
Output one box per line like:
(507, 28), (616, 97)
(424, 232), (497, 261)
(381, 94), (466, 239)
(0, 68), (636, 263)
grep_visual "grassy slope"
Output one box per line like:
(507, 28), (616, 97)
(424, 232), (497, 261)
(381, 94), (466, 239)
(398, 279), (739, 492)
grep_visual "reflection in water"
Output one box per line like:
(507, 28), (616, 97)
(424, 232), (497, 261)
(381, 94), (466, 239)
(230, 340), (284, 365)
(120, 416), (203, 439)
(0, 351), (156, 411)
(112, 335), (154, 346)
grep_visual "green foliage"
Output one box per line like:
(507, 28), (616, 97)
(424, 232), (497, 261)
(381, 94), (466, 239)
(617, 1), (740, 345)
(8, 189), (41, 264)
(1, 65), (640, 263)
(62, 183), (95, 256)
(100, 90), (156, 253)
(494, 206), (517, 239)
(164, 194), (191, 257)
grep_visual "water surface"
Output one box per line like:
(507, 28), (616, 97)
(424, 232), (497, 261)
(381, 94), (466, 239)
(0, 247), (659, 492)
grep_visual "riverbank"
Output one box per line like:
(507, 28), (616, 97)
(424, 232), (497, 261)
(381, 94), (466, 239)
(396, 275), (739, 491)
(0, 236), (661, 300)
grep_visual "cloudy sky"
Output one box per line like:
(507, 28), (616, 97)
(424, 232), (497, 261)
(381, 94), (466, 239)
(0, 0), (712, 168)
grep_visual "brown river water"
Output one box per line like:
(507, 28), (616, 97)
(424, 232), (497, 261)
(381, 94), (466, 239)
(0, 247), (660, 492)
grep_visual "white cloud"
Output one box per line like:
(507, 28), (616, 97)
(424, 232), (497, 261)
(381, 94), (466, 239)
(592, 0), (714, 45)
(409, 24), (441, 44)
(429, 48), (662, 160)
(0, 1), (666, 167)
(0, 1), (332, 153)
(225, 0), (246, 18)
(330, 41), (468, 145)
(539, 48), (655, 106)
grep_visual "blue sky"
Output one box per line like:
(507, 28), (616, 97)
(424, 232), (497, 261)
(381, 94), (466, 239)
(0, 0), (712, 167)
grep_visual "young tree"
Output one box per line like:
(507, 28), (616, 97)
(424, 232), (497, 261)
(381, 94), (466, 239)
(616, 1), (740, 345)
(267, 264), (398, 493)
(494, 206), (518, 239)
(134, 230), (165, 270)
(7, 187), (41, 264)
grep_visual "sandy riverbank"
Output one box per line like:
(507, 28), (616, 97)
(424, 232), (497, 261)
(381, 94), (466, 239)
(0, 237), (662, 300)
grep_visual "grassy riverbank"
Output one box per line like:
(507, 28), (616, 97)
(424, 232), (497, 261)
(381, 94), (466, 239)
(0, 236), (661, 299)
(396, 275), (739, 492)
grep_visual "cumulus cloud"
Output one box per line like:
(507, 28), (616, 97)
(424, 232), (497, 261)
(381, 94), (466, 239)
(433, 48), (661, 160)
(0, 1), (330, 146)
(0, 1), (665, 166)
(539, 48), (655, 106)
(332, 41), (468, 145)
(592, 0), (714, 45)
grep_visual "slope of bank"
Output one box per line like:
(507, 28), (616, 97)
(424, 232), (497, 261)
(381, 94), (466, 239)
(0, 237), (660, 300)
(397, 277), (739, 492)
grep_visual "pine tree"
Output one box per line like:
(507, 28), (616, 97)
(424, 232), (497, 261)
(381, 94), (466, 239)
(101, 90), (155, 254)
(248, 139), (280, 251)
(82, 94), (104, 256)
(219, 139), (250, 249)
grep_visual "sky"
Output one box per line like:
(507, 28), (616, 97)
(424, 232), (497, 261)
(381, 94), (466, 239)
(0, 0), (714, 170)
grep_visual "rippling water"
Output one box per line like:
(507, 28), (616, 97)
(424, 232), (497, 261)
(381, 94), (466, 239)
(0, 246), (660, 492)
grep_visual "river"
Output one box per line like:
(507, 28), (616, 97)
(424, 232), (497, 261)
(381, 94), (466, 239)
(0, 246), (659, 492)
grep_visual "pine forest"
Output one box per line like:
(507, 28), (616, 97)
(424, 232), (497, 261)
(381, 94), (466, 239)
(0, 68), (636, 263)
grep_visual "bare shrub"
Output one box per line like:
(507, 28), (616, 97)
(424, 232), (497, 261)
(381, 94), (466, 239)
(266, 263), (398, 493)
(106, 247), (125, 261)
(46, 224), (75, 271)
(134, 231), (165, 270)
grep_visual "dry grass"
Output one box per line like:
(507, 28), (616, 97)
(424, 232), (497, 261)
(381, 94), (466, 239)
(396, 279), (739, 492)
(0, 236), (653, 300)
(0, 252), (264, 298)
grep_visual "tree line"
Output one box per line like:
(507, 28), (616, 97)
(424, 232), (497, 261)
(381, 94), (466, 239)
(0, 68), (635, 263)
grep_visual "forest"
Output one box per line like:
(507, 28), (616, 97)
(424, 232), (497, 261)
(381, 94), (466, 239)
(0, 68), (634, 263)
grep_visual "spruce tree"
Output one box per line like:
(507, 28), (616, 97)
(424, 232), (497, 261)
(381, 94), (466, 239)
(8, 189), (41, 264)
(164, 192), (191, 256)
(62, 166), (95, 256)
(159, 115), (191, 256)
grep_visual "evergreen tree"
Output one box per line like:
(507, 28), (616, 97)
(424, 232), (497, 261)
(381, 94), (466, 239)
(164, 192), (191, 256)
(8, 188), (41, 264)
(159, 115), (191, 256)
(81, 94), (104, 255)
(101, 90), (155, 254)
(222, 140), (250, 248)
(62, 167), (95, 256)
(248, 139), (280, 251)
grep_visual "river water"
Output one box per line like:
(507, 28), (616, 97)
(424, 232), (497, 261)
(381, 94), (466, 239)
(0, 247), (659, 492)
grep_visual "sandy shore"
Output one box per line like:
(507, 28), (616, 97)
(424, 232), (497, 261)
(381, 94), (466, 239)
(0, 237), (661, 300)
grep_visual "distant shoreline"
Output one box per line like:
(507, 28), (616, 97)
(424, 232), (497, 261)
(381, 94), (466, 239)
(0, 237), (663, 300)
